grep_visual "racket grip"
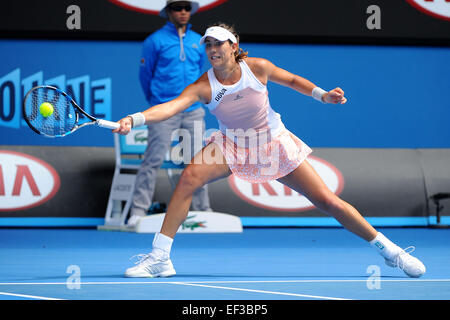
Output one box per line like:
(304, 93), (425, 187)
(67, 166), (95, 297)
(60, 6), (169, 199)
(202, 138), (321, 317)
(96, 119), (120, 130)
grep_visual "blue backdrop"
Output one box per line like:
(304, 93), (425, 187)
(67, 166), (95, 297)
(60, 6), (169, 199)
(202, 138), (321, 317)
(0, 39), (449, 148)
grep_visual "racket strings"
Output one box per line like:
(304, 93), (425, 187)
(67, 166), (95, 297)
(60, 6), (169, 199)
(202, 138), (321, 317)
(25, 88), (77, 137)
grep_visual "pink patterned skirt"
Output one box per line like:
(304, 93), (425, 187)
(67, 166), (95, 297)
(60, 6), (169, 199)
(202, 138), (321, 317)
(207, 129), (312, 183)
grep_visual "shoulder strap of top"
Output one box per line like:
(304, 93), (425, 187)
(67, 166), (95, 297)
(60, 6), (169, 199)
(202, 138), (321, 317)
(205, 68), (220, 108)
(207, 67), (219, 87)
(239, 59), (266, 90)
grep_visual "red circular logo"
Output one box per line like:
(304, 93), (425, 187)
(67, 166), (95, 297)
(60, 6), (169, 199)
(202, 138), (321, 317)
(0, 150), (60, 211)
(406, 0), (450, 22)
(228, 156), (345, 212)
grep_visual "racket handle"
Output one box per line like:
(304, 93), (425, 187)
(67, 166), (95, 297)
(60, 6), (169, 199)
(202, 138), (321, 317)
(96, 119), (120, 130)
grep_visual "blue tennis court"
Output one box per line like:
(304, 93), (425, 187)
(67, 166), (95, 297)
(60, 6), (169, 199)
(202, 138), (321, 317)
(1, 227), (449, 301)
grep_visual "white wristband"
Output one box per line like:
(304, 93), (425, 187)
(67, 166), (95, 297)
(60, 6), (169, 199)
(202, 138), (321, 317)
(127, 112), (146, 128)
(312, 87), (327, 103)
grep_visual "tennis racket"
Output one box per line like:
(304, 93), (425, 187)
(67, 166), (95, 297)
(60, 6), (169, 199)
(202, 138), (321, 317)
(23, 85), (119, 138)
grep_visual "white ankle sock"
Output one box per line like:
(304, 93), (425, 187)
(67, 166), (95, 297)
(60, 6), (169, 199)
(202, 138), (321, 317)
(152, 232), (173, 259)
(370, 232), (401, 260)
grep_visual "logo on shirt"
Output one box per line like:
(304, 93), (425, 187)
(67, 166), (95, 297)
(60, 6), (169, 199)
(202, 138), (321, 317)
(233, 94), (244, 101)
(214, 88), (227, 102)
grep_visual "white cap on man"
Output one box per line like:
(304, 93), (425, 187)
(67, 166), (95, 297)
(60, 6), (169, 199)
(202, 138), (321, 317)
(159, 0), (199, 18)
(199, 26), (238, 45)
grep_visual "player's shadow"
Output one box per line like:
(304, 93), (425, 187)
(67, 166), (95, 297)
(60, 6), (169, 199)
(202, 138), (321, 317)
(172, 273), (403, 279)
(10, 273), (404, 283)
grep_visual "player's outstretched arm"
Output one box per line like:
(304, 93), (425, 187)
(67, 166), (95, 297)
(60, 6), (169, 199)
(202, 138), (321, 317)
(113, 80), (204, 135)
(256, 58), (347, 104)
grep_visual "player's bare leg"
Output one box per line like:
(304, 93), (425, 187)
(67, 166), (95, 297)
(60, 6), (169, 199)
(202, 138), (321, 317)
(277, 159), (425, 277)
(160, 143), (231, 238)
(277, 160), (377, 241)
(125, 142), (231, 278)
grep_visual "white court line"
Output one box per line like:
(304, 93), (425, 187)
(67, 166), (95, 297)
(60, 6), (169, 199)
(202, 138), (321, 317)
(0, 291), (63, 300)
(1, 279), (448, 301)
(171, 282), (350, 300)
(1, 279), (450, 286)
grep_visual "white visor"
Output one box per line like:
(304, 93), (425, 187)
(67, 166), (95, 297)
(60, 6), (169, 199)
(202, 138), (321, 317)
(199, 26), (238, 45)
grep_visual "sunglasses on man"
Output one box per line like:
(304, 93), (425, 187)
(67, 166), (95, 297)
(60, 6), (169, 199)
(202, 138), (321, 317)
(169, 4), (192, 12)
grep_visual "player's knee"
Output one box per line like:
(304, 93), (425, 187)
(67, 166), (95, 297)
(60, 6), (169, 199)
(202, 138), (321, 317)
(178, 165), (204, 192)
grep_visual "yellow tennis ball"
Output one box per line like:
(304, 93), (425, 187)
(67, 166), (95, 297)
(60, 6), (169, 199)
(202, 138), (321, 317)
(39, 102), (54, 117)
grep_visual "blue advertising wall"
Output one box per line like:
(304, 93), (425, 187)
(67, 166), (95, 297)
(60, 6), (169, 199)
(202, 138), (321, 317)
(1, 39), (449, 148)
(1, 39), (449, 227)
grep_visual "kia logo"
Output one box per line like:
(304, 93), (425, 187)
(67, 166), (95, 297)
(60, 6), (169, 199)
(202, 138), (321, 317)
(109, 0), (228, 15)
(0, 150), (60, 211)
(406, 0), (450, 21)
(228, 156), (344, 212)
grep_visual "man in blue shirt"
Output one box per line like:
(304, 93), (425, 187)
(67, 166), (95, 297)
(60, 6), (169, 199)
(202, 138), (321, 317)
(128, 0), (211, 225)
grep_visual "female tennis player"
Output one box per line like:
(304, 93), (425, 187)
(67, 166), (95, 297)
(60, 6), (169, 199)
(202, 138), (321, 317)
(114, 23), (426, 278)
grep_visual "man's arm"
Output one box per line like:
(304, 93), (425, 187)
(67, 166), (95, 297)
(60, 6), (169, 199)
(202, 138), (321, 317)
(139, 37), (158, 103)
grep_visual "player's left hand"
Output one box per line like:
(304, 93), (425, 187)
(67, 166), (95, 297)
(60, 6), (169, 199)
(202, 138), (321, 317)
(324, 87), (347, 104)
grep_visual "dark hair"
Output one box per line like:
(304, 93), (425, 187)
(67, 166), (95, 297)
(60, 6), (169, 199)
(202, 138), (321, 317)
(208, 22), (248, 62)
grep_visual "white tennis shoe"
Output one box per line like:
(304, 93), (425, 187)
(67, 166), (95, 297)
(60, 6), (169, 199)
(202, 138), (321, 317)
(126, 214), (141, 227)
(125, 253), (176, 278)
(384, 246), (426, 278)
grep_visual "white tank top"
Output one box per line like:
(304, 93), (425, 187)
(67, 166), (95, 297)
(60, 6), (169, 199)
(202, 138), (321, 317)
(205, 60), (285, 139)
